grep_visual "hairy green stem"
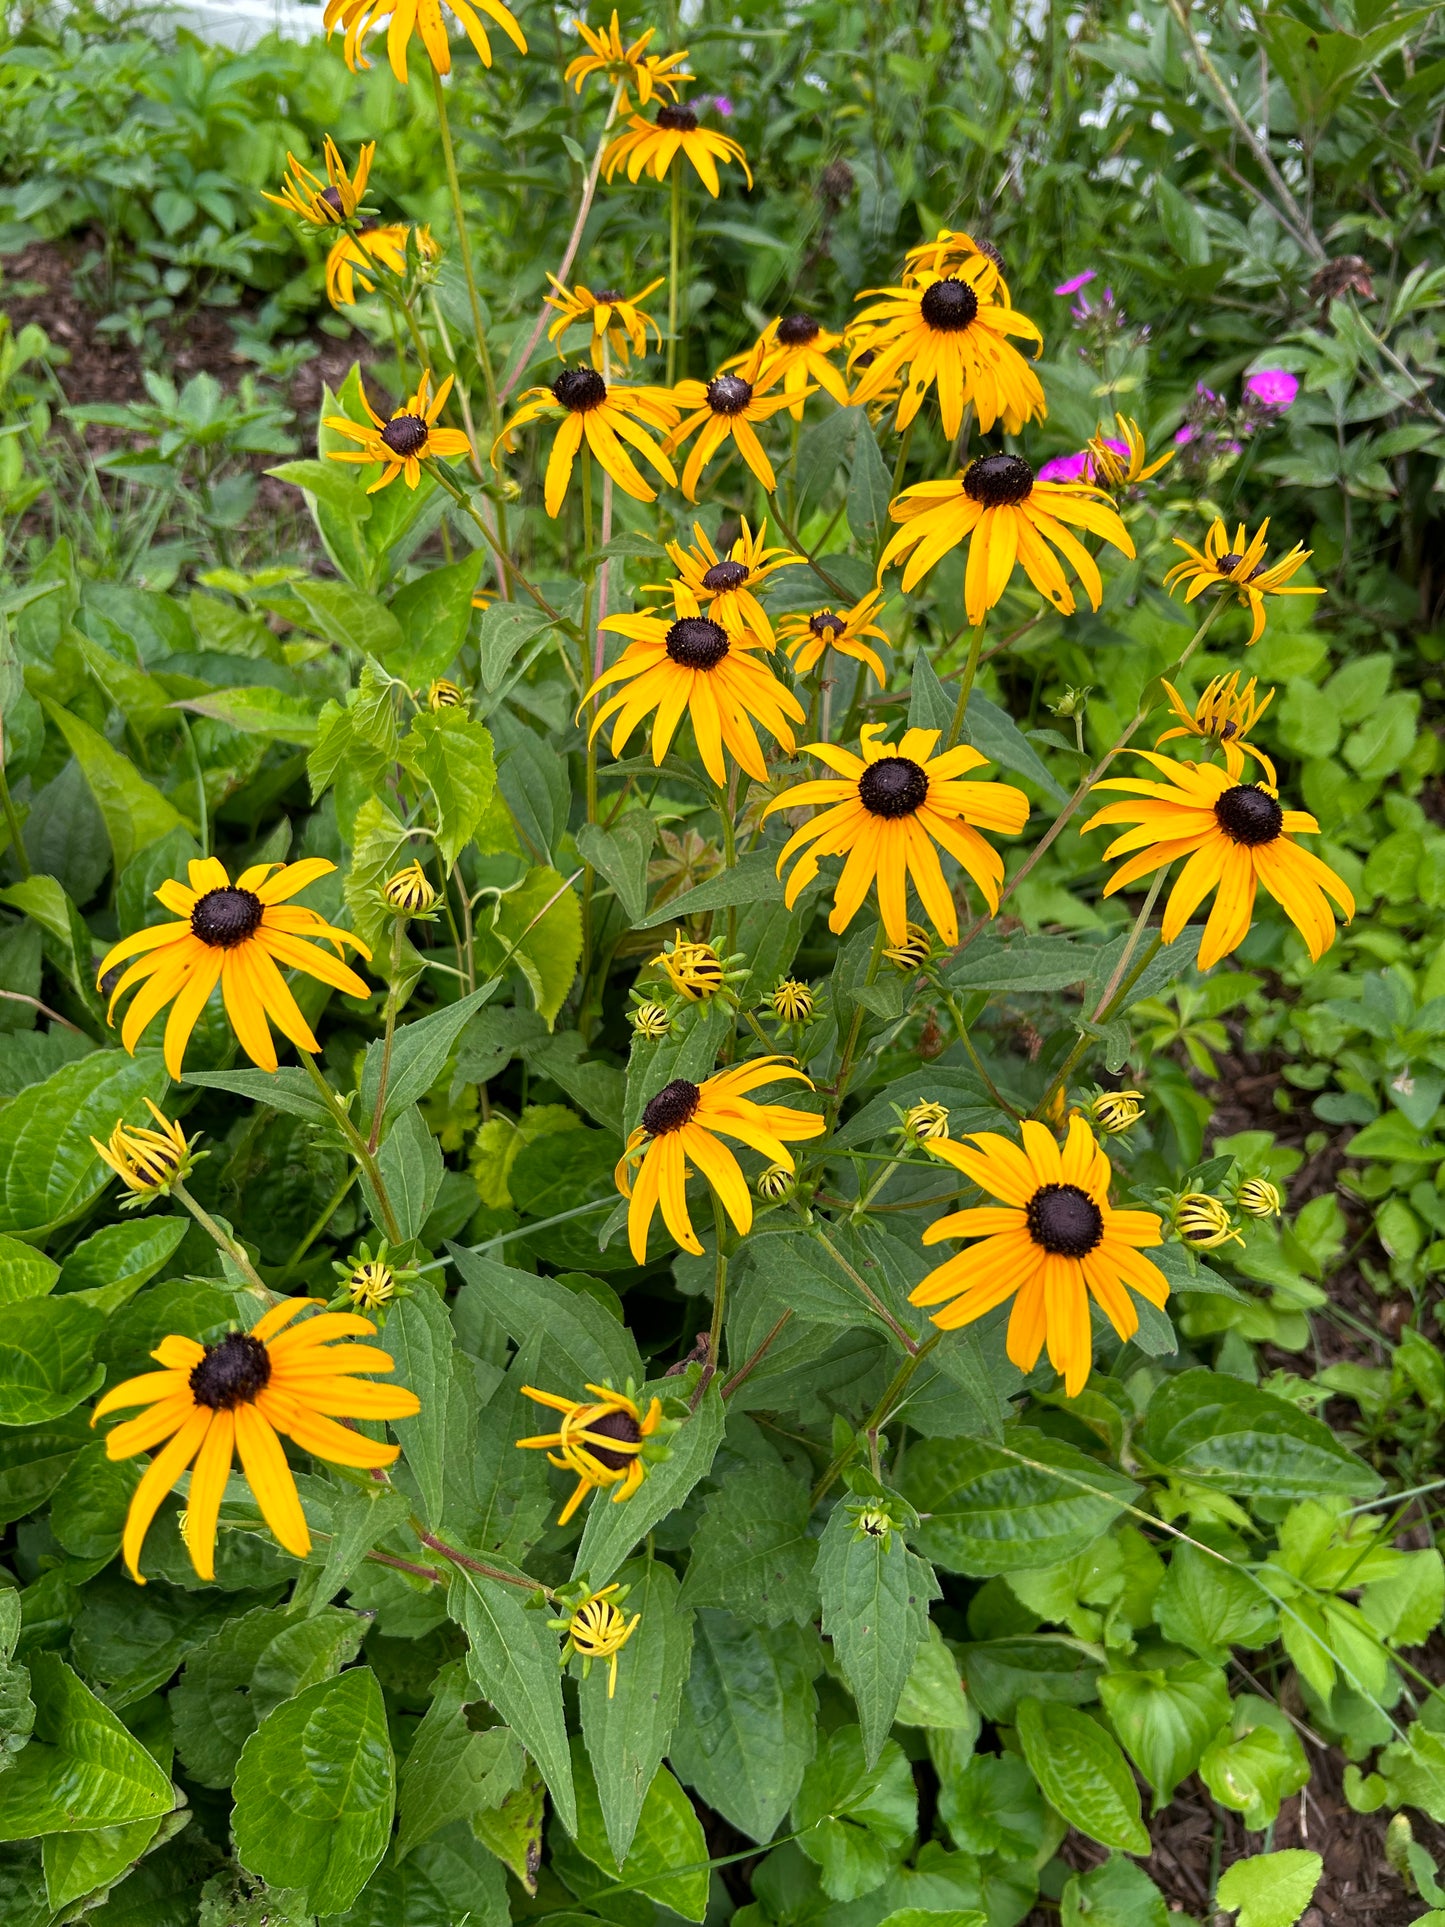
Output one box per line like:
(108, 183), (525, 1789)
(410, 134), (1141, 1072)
(300, 1052), (403, 1245)
(172, 1178), (270, 1301)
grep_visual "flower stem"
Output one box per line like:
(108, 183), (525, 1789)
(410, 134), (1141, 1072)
(172, 1178), (270, 1302)
(944, 622), (986, 751)
(367, 918), (406, 1154)
(428, 58), (500, 434)
(811, 1331), (942, 1503)
(721, 1310), (793, 1399)
(667, 163), (683, 388)
(300, 1052), (403, 1245)
(412, 1520), (557, 1602)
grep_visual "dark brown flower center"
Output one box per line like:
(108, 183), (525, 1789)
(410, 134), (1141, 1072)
(1026, 1182), (1104, 1258)
(642, 1078), (700, 1136)
(1218, 552), (1244, 573)
(702, 559), (750, 591)
(190, 1332), (272, 1410)
(858, 755), (928, 818)
(665, 617), (730, 669)
(656, 104), (698, 131)
(777, 313), (820, 346)
(595, 289), (624, 304)
(1214, 784), (1283, 847)
(809, 609), (846, 638)
(553, 367), (608, 412)
(963, 453), (1034, 507)
(381, 413), (429, 457)
(706, 374), (753, 416)
(919, 277), (980, 331)
(581, 1407), (643, 1470)
(320, 184), (346, 214)
(191, 887), (263, 948)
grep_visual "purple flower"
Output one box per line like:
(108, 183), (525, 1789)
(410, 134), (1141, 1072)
(1245, 368), (1299, 410)
(1053, 270), (1096, 297)
(707, 94), (735, 117)
(1175, 425), (1196, 445)
(1038, 452), (1090, 483)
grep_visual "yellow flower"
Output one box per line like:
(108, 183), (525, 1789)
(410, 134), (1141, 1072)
(325, 371), (471, 494)
(883, 922), (933, 972)
(879, 453), (1135, 627)
(657, 516), (799, 646)
(382, 861), (437, 915)
(725, 313), (850, 419)
(92, 1298), (419, 1583)
(545, 274), (665, 370)
(910, 1116), (1168, 1396)
(1090, 1090), (1144, 1135)
(1082, 752), (1355, 970)
(769, 979), (815, 1024)
(345, 1260), (397, 1311)
(615, 1058), (824, 1261)
(1163, 518), (1323, 645)
(565, 12), (691, 106)
(586, 603), (804, 786)
(761, 723), (1029, 948)
(602, 102), (751, 197)
(1173, 1192), (1243, 1250)
(1237, 1176), (1283, 1218)
(1087, 412), (1175, 488)
(324, 0), (525, 85)
(903, 229), (1010, 301)
(263, 136), (374, 227)
(1156, 671), (1277, 785)
(97, 857), (371, 1079)
(652, 932), (725, 1002)
(777, 587), (891, 686)
(849, 263), (1044, 438)
(554, 1582), (642, 1698)
(427, 678), (465, 710)
(517, 1381), (665, 1524)
(631, 1001), (672, 1039)
(903, 1100), (950, 1142)
(91, 1099), (194, 1203)
(755, 1164), (792, 1201)
(325, 222), (437, 311)
(495, 369), (678, 517)
(666, 340), (802, 499)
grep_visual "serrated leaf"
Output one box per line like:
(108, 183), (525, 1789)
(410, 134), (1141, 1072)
(386, 549), (485, 687)
(572, 1379), (725, 1586)
(1215, 1850), (1322, 1927)
(360, 980), (498, 1140)
(385, 1284), (455, 1529)
(0, 1654), (173, 1839)
(448, 1246), (642, 1388)
(0, 1235), (58, 1305)
(570, 1739), (707, 1919)
(1016, 1699), (1149, 1853)
(816, 1507), (939, 1765)
(402, 709), (498, 869)
(0, 1049), (170, 1236)
(182, 1067), (333, 1124)
(59, 1217), (187, 1313)
(679, 1464), (819, 1628)
(172, 687), (319, 744)
(575, 813), (656, 925)
(792, 1725), (917, 1901)
(396, 1660), (523, 1858)
(0, 1297), (105, 1426)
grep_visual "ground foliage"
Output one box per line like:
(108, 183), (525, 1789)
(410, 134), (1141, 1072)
(0, 3), (1442, 1926)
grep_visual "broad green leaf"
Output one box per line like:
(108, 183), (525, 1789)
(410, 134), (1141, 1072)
(41, 1808), (177, 1914)
(172, 687), (319, 744)
(231, 1667), (394, 1915)
(485, 865), (581, 1028)
(669, 1611), (819, 1844)
(961, 1635), (1104, 1722)
(401, 709), (498, 869)
(470, 1765), (544, 1893)
(396, 1659), (523, 1857)
(268, 456), (375, 526)
(572, 1379), (725, 1586)
(792, 1726), (917, 1901)
(575, 812), (656, 926)
(960, 692), (1068, 803)
(1153, 1543), (1277, 1663)
(635, 848), (782, 929)
(578, 1557), (693, 1865)
(0, 1297), (104, 1426)
(1097, 1654), (1230, 1803)
(309, 1477), (412, 1613)
(182, 1067), (332, 1124)
(448, 1558), (576, 1833)
(0, 1412), (92, 1526)
(0, 1654), (173, 1839)
(387, 549), (484, 687)
(0, 1592), (33, 1771)
(1140, 1370), (1380, 1500)
(290, 577), (403, 658)
(0, 1049), (170, 1236)
(0, 1234), (58, 1305)
(679, 1463), (819, 1628)
(1199, 1697), (1309, 1830)
(385, 1284), (455, 1529)
(360, 979), (498, 1139)
(895, 1624), (976, 1731)
(1215, 1850), (1323, 1927)
(1061, 1855), (1169, 1927)
(846, 413), (891, 546)
(901, 1429), (1138, 1575)
(1015, 1699), (1149, 1853)
(329, 1821), (510, 1927)
(944, 932), (1092, 994)
(49, 1443), (139, 1558)
(448, 1246), (642, 1388)
(0, 875), (105, 1018)
(59, 1218), (187, 1313)
(570, 1739), (708, 1920)
(815, 1505), (939, 1765)
(1377, 1720), (1445, 1823)
(39, 701), (190, 871)
(477, 602), (553, 693)
(370, 1102), (443, 1240)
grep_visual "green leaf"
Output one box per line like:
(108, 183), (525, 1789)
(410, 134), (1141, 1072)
(1215, 1850), (1323, 1927)
(49, 1442), (139, 1558)
(401, 710), (498, 869)
(1140, 1369), (1381, 1500)
(1097, 1655), (1230, 1803)
(231, 1668), (395, 1915)
(1377, 1721), (1445, 1823)
(571, 1739), (708, 1920)
(816, 1505), (939, 1765)
(0, 1049), (171, 1237)
(0, 1234), (58, 1305)
(59, 1218), (187, 1313)
(39, 700), (190, 871)
(268, 457), (375, 525)
(895, 1624), (976, 1731)
(1153, 1544), (1277, 1663)
(331, 1822), (510, 1927)
(371, 1102), (443, 1240)
(1199, 1697), (1310, 1830)
(670, 1611), (819, 1844)
(361, 981), (498, 1141)
(0, 1413), (92, 1527)
(448, 1558), (576, 1834)
(386, 550), (484, 687)
(960, 692), (1068, 803)
(935, 1747), (1045, 1860)
(624, 1000), (732, 1135)
(41, 1808), (178, 1914)
(572, 1379), (725, 1586)
(944, 931), (1092, 994)
(290, 577), (404, 658)
(385, 1284), (455, 1529)
(0, 1297), (104, 1425)
(477, 602), (554, 693)
(310, 1477), (412, 1613)
(792, 1725), (917, 1901)
(1156, 177), (1212, 266)
(578, 1557), (693, 1865)
(396, 1660), (523, 1857)
(961, 1635), (1103, 1722)
(847, 413), (892, 546)
(901, 1428), (1138, 1576)
(635, 848), (782, 929)
(0, 1653), (173, 1839)
(449, 1246), (642, 1387)
(679, 1464), (819, 1628)
(470, 1765), (544, 1893)
(485, 865), (581, 1028)
(1061, 1855), (1169, 1927)
(172, 687), (318, 744)
(182, 1067), (332, 1125)
(1015, 1699), (1149, 1853)
(0, 875), (105, 1019)
(575, 813), (656, 926)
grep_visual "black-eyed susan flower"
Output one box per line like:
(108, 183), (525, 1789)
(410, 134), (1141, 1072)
(778, 588), (891, 686)
(768, 979), (815, 1024)
(1172, 1192), (1243, 1250)
(1087, 412), (1174, 488)
(1081, 752), (1355, 971)
(1236, 1176), (1283, 1218)
(602, 101), (751, 197)
(325, 371), (471, 494)
(325, 222), (438, 311)
(551, 1582), (641, 1698)
(586, 604), (804, 786)
(494, 369), (678, 517)
(565, 13), (691, 106)
(1156, 672), (1277, 784)
(383, 860), (437, 916)
(615, 1058), (825, 1261)
(324, 0), (525, 85)
(1089, 1089), (1144, 1135)
(909, 1116), (1168, 1395)
(761, 723), (1029, 948)
(725, 313), (849, 418)
(1163, 518), (1323, 645)
(517, 1381), (668, 1524)
(884, 922), (933, 972)
(632, 1000), (672, 1039)
(903, 229), (1009, 299)
(263, 136), (374, 227)
(427, 677), (465, 710)
(755, 1164), (793, 1201)
(91, 1100), (195, 1204)
(658, 516), (799, 646)
(902, 1100), (950, 1142)
(92, 1298), (420, 1583)
(849, 263), (1044, 438)
(651, 931), (727, 1002)
(342, 1257), (396, 1311)
(879, 453), (1135, 627)
(545, 274), (665, 371)
(98, 857), (371, 1079)
(666, 340), (802, 499)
